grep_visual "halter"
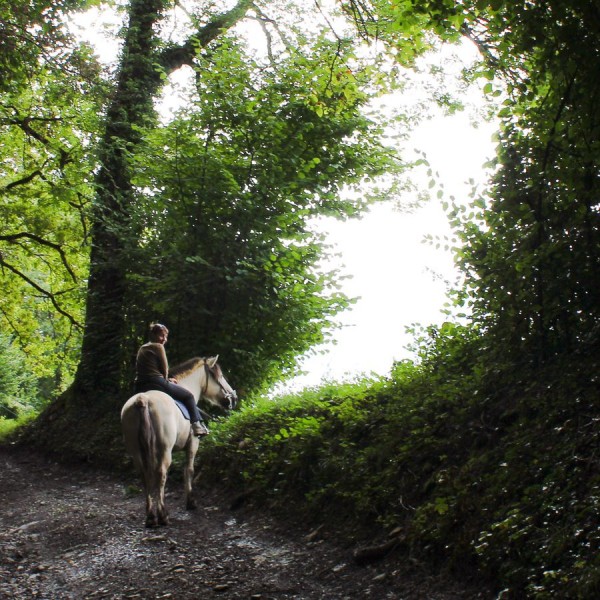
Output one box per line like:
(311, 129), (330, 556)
(202, 361), (237, 410)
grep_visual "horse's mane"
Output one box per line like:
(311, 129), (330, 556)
(169, 357), (204, 379)
(169, 357), (222, 380)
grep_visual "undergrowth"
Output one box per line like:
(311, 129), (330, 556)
(198, 325), (600, 598)
(0, 413), (36, 442)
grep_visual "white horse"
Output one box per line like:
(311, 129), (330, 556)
(121, 356), (237, 528)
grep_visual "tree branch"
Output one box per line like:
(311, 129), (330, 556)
(2, 168), (46, 191)
(339, 0), (378, 42)
(246, 13), (276, 62)
(0, 256), (82, 329)
(158, 0), (254, 73)
(0, 232), (78, 282)
(3, 108), (72, 169)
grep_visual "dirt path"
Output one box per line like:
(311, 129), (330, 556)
(0, 446), (489, 599)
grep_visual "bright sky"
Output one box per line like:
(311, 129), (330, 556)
(284, 106), (497, 390)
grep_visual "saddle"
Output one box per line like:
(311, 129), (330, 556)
(173, 399), (191, 421)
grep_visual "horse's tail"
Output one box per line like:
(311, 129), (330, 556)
(133, 394), (158, 477)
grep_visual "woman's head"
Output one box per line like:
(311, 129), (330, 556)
(149, 322), (168, 343)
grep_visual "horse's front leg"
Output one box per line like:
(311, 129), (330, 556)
(184, 436), (200, 510)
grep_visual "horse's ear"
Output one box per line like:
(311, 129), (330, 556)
(207, 355), (219, 368)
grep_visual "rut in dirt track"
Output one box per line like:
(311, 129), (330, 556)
(0, 446), (489, 599)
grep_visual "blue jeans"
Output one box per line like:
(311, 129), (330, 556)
(134, 376), (202, 423)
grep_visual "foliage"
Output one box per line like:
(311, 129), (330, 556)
(196, 5), (600, 595)
(0, 336), (39, 419)
(0, 0), (96, 92)
(448, 0), (600, 371)
(344, 0), (600, 371)
(0, 1), (103, 396)
(1, 2), (597, 598)
(126, 34), (405, 392)
(0, 414), (38, 444)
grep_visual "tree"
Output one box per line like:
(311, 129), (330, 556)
(73, 0), (404, 396)
(74, 1), (261, 405)
(461, 2), (600, 368)
(16, 0), (261, 453)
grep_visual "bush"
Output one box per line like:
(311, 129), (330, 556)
(197, 323), (600, 597)
(0, 335), (39, 420)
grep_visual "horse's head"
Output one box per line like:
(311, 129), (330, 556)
(203, 356), (237, 411)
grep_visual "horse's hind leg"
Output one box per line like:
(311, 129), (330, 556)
(132, 456), (158, 528)
(145, 489), (159, 528)
(142, 467), (160, 528)
(156, 454), (171, 526)
(184, 437), (199, 510)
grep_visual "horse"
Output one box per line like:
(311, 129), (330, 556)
(121, 355), (237, 528)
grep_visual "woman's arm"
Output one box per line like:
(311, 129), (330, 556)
(157, 344), (169, 379)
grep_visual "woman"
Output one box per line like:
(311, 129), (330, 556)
(134, 322), (209, 437)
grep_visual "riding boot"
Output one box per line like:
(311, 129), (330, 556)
(192, 421), (209, 436)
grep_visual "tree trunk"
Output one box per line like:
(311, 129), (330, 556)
(74, 0), (167, 402)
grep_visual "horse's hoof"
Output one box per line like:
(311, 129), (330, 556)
(158, 516), (170, 527)
(145, 517), (159, 528)
(186, 498), (197, 511)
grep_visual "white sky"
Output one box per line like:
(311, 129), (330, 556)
(283, 107), (497, 390)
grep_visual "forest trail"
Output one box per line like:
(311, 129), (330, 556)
(0, 446), (488, 599)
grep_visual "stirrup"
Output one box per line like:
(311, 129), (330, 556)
(192, 422), (209, 437)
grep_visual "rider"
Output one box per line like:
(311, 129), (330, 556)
(134, 322), (209, 437)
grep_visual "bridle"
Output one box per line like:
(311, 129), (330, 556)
(202, 361), (237, 410)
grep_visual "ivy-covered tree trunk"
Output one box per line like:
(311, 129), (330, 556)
(75, 0), (166, 402)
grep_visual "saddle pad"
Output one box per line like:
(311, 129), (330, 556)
(174, 399), (191, 421)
